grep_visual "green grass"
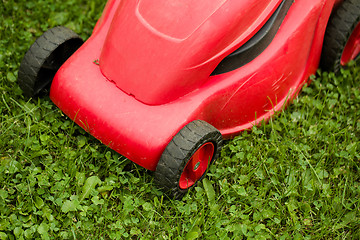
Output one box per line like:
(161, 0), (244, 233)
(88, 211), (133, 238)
(1, 1), (360, 239)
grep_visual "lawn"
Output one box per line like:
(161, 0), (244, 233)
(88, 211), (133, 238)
(1, 1), (360, 239)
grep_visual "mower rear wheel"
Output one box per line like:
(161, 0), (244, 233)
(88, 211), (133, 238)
(18, 26), (83, 97)
(321, 0), (360, 73)
(155, 120), (223, 199)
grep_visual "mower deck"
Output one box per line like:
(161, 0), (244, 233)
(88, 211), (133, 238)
(50, 0), (334, 171)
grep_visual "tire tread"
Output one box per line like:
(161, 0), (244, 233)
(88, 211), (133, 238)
(321, 0), (360, 72)
(18, 26), (83, 97)
(154, 120), (223, 199)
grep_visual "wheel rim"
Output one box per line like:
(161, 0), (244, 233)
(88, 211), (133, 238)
(179, 142), (215, 190)
(341, 22), (360, 66)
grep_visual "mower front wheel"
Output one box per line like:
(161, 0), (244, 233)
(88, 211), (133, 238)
(155, 120), (223, 199)
(18, 26), (83, 97)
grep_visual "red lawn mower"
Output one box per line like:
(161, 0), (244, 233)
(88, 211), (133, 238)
(18, 0), (360, 198)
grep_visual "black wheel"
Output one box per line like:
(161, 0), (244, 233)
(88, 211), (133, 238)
(155, 120), (223, 199)
(321, 0), (360, 73)
(18, 26), (83, 97)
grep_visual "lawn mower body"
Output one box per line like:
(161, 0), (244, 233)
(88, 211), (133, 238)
(50, 0), (341, 171)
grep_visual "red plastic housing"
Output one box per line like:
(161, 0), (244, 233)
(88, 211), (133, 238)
(100, 0), (283, 104)
(51, 0), (337, 171)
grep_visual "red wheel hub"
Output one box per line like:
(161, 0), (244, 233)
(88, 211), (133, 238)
(341, 22), (360, 66)
(179, 142), (215, 189)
